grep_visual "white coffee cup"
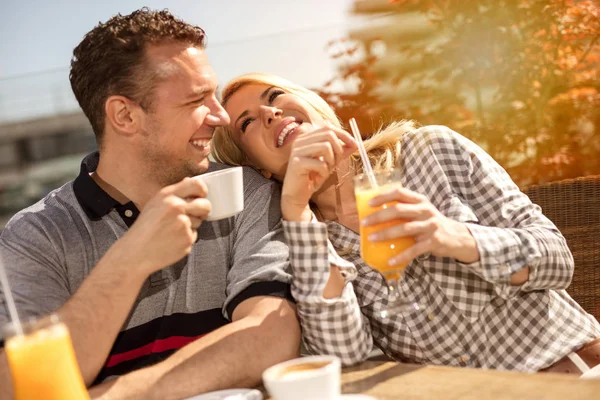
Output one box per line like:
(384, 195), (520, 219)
(197, 166), (244, 221)
(262, 355), (341, 400)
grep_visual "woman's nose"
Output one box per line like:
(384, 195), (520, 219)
(259, 105), (282, 126)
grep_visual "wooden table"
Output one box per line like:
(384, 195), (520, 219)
(265, 361), (600, 399)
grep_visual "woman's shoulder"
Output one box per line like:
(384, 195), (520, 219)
(402, 125), (482, 156)
(399, 125), (481, 173)
(402, 125), (465, 146)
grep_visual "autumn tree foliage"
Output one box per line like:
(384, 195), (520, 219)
(315, 0), (600, 186)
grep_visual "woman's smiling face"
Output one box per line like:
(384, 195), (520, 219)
(224, 83), (326, 180)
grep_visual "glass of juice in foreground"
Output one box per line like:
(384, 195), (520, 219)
(354, 168), (420, 317)
(3, 314), (89, 400)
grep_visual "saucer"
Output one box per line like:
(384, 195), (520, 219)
(185, 390), (376, 400)
(581, 364), (600, 379)
(185, 389), (263, 400)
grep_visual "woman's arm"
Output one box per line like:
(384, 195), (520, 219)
(363, 126), (573, 293)
(283, 219), (373, 366)
(277, 125), (371, 365)
(443, 126), (573, 291)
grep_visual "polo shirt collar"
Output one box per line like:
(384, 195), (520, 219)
(73, 152), (139, 225)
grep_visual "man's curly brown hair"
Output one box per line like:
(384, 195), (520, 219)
(69, 8), (206, 147)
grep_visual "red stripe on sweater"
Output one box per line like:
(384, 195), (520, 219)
(105, 335), (203, 368)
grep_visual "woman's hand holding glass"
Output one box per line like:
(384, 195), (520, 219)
(362, 186), (481, 267)
(281, 126), (357, 222)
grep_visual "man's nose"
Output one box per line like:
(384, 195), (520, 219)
(260, 105), (282, 127)
(204, 100), (230, 126)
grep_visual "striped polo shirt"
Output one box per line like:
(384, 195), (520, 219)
(0, 152), (293, 382)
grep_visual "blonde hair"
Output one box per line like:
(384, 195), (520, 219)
(211, 72), (417, 174)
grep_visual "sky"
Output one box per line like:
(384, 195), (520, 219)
(0, 0), (356, 122)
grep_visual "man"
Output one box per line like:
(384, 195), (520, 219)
(0, 8), (300, 399)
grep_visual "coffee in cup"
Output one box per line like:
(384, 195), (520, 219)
(275, 361), (333, 379)
(262, 356), (341, 400)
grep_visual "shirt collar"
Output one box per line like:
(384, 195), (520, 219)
(73, 152), (139, 225)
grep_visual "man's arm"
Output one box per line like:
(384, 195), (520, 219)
(60, 178), (212, 385)
(55, 246), (149, 386)
(89, 296), (301, 400)
(0, 263), (143, 398)
(0, 177), (211, 386)
(0, 241), (152, 389)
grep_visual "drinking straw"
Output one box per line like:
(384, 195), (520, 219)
(349, 118), (378, 188)
(0, 255), (23, 335)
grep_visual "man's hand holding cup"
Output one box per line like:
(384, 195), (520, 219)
(115, 177), (211, 276)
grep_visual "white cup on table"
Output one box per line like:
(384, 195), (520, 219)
(196, 166), (244, 221)
(262, 355), (341, 400)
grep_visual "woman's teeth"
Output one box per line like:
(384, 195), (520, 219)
(277, 122), (299, 147)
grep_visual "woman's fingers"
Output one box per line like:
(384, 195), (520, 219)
(288, 156), (331, 186)
(295, 131), (343, 159)
(388, 239), (433, 267)
(291, 142), (336, 169)
(319, 123), (358, 156)
(294, 126), (357, 165)
(362, 203), (429, 226)
(368, 186), (424, 207)
(367, 220), (433, 241)
(331, 128), (358, 157)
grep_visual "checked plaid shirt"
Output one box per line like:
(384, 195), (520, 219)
(283, 125), (600, 371)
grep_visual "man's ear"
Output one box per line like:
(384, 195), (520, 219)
(105, 95), (143, 136)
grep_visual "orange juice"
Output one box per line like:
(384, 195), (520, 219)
(355, 184), (415, 273)
(5, 321), (89, 400)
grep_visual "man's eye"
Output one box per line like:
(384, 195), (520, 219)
(268, 89), (285, 104)
(241, 117), (254, 133)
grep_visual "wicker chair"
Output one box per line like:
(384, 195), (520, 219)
(523, 175), (600, 321)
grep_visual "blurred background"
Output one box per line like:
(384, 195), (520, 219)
(1, 0), (599, 229)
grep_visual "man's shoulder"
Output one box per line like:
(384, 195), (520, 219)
(207, 162), (279, 197)
(2, 181), (77, 236)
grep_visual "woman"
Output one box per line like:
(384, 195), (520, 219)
(212, 73), (600, 374)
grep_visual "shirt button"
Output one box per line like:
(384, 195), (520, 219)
(427, 312), (436, 321)
(459, 355), (469, 363)
(124, 209), (133, 218)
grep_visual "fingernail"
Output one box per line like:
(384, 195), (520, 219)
(388, 258), (399, 267)
(361, 218), (371, 226)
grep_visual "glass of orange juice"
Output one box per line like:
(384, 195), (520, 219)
(3, 314), (89, 400)
(354, 168), (420, 316)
